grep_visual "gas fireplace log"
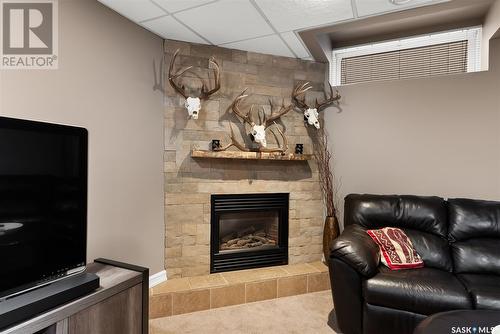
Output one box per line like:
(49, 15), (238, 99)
(220, 233), (277, 251)
(221, 233), (236, 243)
(237, 226), (256, 238)
(227, 238), (239, 246)
(252, 236), (268, 243)
(237, 239), (251, 247)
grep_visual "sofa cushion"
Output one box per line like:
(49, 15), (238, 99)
(344, 194), (453, 271)
(363, 267), (472, 315)
(458, 274), (500, 310)
(449, 198), (500, 274)
(452, 239), (500, 275)
(345, 194), (448, 237)
(404, 229), (453, 272)
(448, 198), (500, 241)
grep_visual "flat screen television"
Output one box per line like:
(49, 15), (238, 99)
(0, 117), (88, 299)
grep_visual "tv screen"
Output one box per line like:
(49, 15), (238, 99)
(0, 117), (88, 299)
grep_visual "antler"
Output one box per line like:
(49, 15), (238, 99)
(259, 123), (288, 154)
(292, 82), (341, 112)
(215, 123), (288, 154)
(200, 56), (220, 100)
(214, 123), (250, 152)
(264, 99), (293, 128)
(315, 84), (341, 111)
(168, 48), (221, 100)
(168, 49), (192, 99)
(231, 90), (255, 126)
(228, 90), (289, 154)
(292, 82), (313, 110)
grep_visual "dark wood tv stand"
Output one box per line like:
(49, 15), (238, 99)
(2, 259), (149, 334)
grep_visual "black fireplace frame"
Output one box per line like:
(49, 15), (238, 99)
(210, 193), (289, 273)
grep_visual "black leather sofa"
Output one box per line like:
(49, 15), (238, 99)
(328, 194), (500, 334)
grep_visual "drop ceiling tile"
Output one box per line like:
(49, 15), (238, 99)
(254, 0), (353, 33)
(98, 0), (166, 22)
(141, 15), (207, 44)
(355, 0), (445, 17)
(222, 34), (294, 58)
(174, 0), (274, 45)
(153, 0), (214, 13)
(281, 32), (310, 58)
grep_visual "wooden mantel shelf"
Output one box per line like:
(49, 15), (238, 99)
(191, 149), (313, 161)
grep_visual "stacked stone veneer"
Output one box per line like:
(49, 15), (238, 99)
(163, 39), (328, 278)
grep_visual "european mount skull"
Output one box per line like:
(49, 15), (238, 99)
(251, 124), (267, 147)
(229, 89), (292, 151)
(292, 82), (341, 129)
(168, 48), (220, 119)
(213, 121), (289, 154)
(185, 97), (201, 119)
(304, 108), (320, 129)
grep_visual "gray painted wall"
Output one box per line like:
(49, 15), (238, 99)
(0, 0), (165, 273)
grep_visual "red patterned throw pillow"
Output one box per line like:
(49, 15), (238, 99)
(367, 227), (424, 270)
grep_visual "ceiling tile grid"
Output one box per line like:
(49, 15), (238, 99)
(141, 15), (207, 44)
(152, 0), (216, 13)
(223, 34), (295, 58)
(355, 0), (440, 17)
(99, 0), (166, 22)
(280, 31), (311, 59)
(98, 0), (450, 59)
(174, 0), (274, 45)
(254, 0), (354, 32)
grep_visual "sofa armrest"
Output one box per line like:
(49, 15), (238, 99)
(329, 258), (363, 334)
(330, 224), (380, 278)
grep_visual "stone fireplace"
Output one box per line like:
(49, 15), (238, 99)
(163, 40), (327, 278)
(211, 193), (289, 273)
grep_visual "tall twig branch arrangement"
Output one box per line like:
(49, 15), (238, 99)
(313, 128), (337, 219)
(313, 127), (340, 261)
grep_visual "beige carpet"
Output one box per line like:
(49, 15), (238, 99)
(149, 291), (338, 334)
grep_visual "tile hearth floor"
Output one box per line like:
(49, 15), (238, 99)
(149, 290), (337, 334)
(149, 261), (331, 319)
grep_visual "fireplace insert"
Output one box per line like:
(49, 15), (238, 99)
(210, 193), (289, 273)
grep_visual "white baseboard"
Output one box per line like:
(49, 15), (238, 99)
(149, 270), (167, 288)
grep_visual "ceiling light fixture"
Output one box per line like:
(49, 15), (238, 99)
(389, 0), (414, 5)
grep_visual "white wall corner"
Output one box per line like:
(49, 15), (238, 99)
(149, 270), (167, 288)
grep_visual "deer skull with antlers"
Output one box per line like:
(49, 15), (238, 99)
(168, 48), (220, 119)
(229, 90), (292, 152)
(292, 82), (341, 129)
(215, 121), (288, 154)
